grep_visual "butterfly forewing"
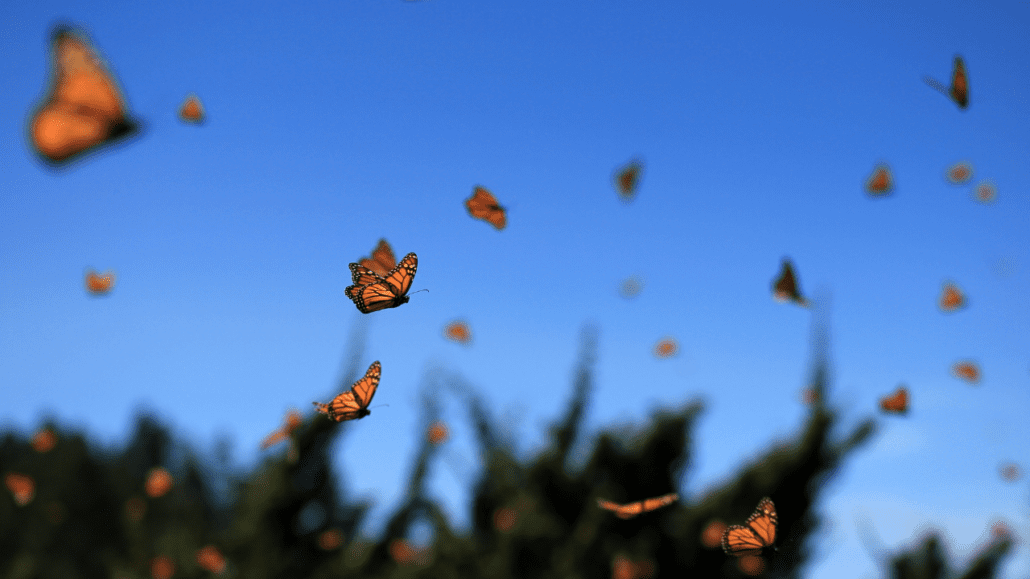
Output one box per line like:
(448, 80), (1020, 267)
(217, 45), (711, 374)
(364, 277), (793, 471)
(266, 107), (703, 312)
(349, 263), (384, 287)
(597, 493), (678, 519)
(722, 498), (777, 557)
(345, 253), (417, 314)
(314, 361), (380, 422)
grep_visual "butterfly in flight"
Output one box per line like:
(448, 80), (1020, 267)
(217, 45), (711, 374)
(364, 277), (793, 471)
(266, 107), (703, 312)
(345, 252), (417, 313)
(653, 337), (678, 359)
(597, 493), (678, 519)
(722, 497), (778, 557)
(952, 361), (980, 385)
(865, 164), (894, 196)
(314, 361), (381, 422)
(443, 320), (472, 345)
(178, 94), (205, 123)
(925, 56), (969, 109)
(260, 410), (303, 449)
(973, 181), (996, 204)
(85, 269), (116, 295)
(945, 161), (974, 185)
(772, 259), (809, 307)
(29, 27), (140, 166)
(878, 386), (909, 415)
(465, 186), (507, 230)
(358, 239), (397, 278)
(938, 282), (966, 312)
(613, 159), (644, 202)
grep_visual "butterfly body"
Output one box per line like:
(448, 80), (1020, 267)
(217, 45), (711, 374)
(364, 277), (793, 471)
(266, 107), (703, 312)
(722, 497), (778, 557)
(345, 252), (417, 313)
(314, 361), (381, 422)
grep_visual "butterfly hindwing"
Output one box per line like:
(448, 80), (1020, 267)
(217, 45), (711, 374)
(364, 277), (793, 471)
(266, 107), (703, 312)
(722, 497), (777, 557)
(313, 361), (380, 422)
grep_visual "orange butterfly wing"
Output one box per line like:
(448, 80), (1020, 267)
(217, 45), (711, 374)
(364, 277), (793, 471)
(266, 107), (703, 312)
(950, 56), (968, 109)
(29, 28), (139, 165)
(722, 498), (777, 557)
(938, 282), (965, 312)
(349, 263), (385, 288)
(865, 164), (893, 196)
(345, 253), (417, 314)
(313, 361), (381, 421)
(465, 186), (507, 230)
(85, 269), (115, 294)
(597, 493), (678, 519)
(444, 321), (472, 345)
(879, 386), (909, 414)
(358, 239), (396, 278)
(179, 94), (205, 123)
(772, 259), (808, 307)
(613, 159), (643, 201)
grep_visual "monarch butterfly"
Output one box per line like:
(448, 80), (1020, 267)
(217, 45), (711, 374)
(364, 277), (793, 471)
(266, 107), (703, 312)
(179, 94), (205, 123)
(427, 421), (449, 445)
(597, 493), (678, 519)
(465, 186), (507, 230)
(4, 473), (35, 506)
(999, 463), (1021, 482)
(772, 259), (809, 307)
(29, 27), (139, 166)
(865, 164), (894, 196)
(653, 337), (678, 359)
(945, 161), (974, 185)
(952, 361), (980, 385)
(443, 321), (472, 345)
(32, 428), (57, 453)
(613, 159), (644, 202)
(313, 360), (381, 421)
(260, 410), (303, 449)
(195, 546), (226, 574)
(358, 238), (397, 278)
(85, 269), (115, 295)
(973, 181), (996, 204)
(878, 386), (909, 414)
(938, 282), (966, 312)
(925, 56), (968, 109)
(145, 467), (174, 498)
(722, 497), (777, 557)
(345, 252), (417, 313)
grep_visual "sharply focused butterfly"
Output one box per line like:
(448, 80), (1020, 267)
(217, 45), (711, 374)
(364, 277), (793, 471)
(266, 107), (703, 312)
(85, 269), (115, 295)
(878, 386), (909, 414)
(613, 159), (644, 202)
(865, 164), (894, 196)
(925, 56), (968, 109)
(358, 239), (397, 278)
(722, 497), (778, 557)
(314, 361), (381, 421)
(178, 94), (205, 123)
(938, 282), (966, 312)
(945, 161), (974, 185)
(952, 361), (980, 385)
(772, 259), (809, 307)
(597, 493), (678, 519)
(345, 252), (417, 313)
(29, 27), (139, 166)
(465, 186), (507, 230)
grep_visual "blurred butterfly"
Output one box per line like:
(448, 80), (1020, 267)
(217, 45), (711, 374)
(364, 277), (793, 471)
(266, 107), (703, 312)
(938, 282), (966, 312)
(945, 161), (974, 185)
(653, 337), (678, 359)
(358, 239), (397, 278)
(597, 493), (678, 519)
(345, 252), (418, 313)
(973, 181), (996, 204)
(619, 276), (644, 298)
(772, 259), (809, 307)
(427, 421), (449, 445)
(4, 473), (35, 506)
(178, 94), (205, 123)
(465, 186), (507, 230)
(924, 56), (968, 109)
(195, 546), (226, 574)
(29, 27), (139, 166)
(952, 361), (980, 385)
(878, 386), (909, 414)
(865, 164), (894, 196)
(999, 463), (1021, 482)
(85, 269), (115, 295)
(313, 360), (380, 421)
(260, 410), (303, 450)
(722, 497), (777, 557)
(613, 159), (643, 202)
(443, 320), (472, 345)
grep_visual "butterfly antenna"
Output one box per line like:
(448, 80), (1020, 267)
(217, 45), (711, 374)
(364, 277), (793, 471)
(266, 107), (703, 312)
(411, 288), (429, 296)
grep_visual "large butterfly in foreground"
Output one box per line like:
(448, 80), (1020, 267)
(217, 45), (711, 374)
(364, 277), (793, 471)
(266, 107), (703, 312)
(29, 27), (140, 166)
(313, 361), (381, 422)
(722, 497), (778, 557)
(465, 186), (507, 230)
(345, 252), (417, 313)
(924, 56), (969, 110)
(772, 259), (809, 307)
(597, 493), (678, 519)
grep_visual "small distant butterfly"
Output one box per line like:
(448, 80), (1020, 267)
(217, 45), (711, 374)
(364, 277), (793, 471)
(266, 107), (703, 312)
(925, 56), (968, 109)
(613, 159), (644, 202)
(878, 386), (909, 414)
(938, 282), (966, 312)
(973, 181), (996, 204)
(772, 259), (809, 307)
(85, 269), (116, 295)
(443, 320), (472, 345)
(314, 361), (380, 421)
(653, 337), (678, 359)
(195, 546), (226, 574)
(865, 164), (894, 196)
(945, 161), (974, 185)
(722, 497), (777, 557)
(29, 27), (140, 166)
(597, 493), (678, 519)
(4, 473), (35, 506)
(178, 94), (205, 123)
(952, 361), (980, 385)
(465, 186), (507, 230)
(358, 239), (397, 278)
(619, 276), (644, 298)
(999, 463), (1021, 482)
(427, 421), (449, 445)
(260, 410), (303, 450)
(345, 253), (417, 313)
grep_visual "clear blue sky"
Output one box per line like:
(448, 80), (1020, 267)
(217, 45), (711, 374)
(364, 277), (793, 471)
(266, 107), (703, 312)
(1, 1), (1028, 577)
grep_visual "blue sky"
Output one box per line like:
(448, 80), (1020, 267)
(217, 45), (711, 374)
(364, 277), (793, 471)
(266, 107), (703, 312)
(1, 0), (1028, 577)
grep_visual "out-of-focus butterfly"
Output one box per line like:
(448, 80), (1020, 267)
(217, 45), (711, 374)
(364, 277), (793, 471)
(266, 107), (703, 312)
(345, 253), (417, 313)
(443, 321), (472, 345)
(945, 161), (974, 185)
(999, 463), (1021, 482)
(653, 337), (678, 359)
(313, 361), (380, 421)
(151, 556), (175, 579)
(29, 27), (139, 166)
(925, 56), (968, 109)
(952, 361), (980, 385)
(145, 467), (173, 498)
(613, 159), (644, 202)
(878, 386), (909, 414)
(465, 186), (507, 230)
(427, 421), (449, 445)
(85, 269), (115, 295)
(195, 546), (226, 574)
(179, 94), (205, 123)
(973, 181), (996, 204)
(611, 554), (656, 579)
(260, 410), (303, 450)
(597, 493), (678, 519)
(938, 282), (966, 312)
(619, 276), (644, 298)
(357, 239), (397, 278)
(772, 259), (809, 307)
(865, 164), (894, 196)
(722, 497), (777, 557)
(32, 428), (57, 453)
(4, 473), (35, 506)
